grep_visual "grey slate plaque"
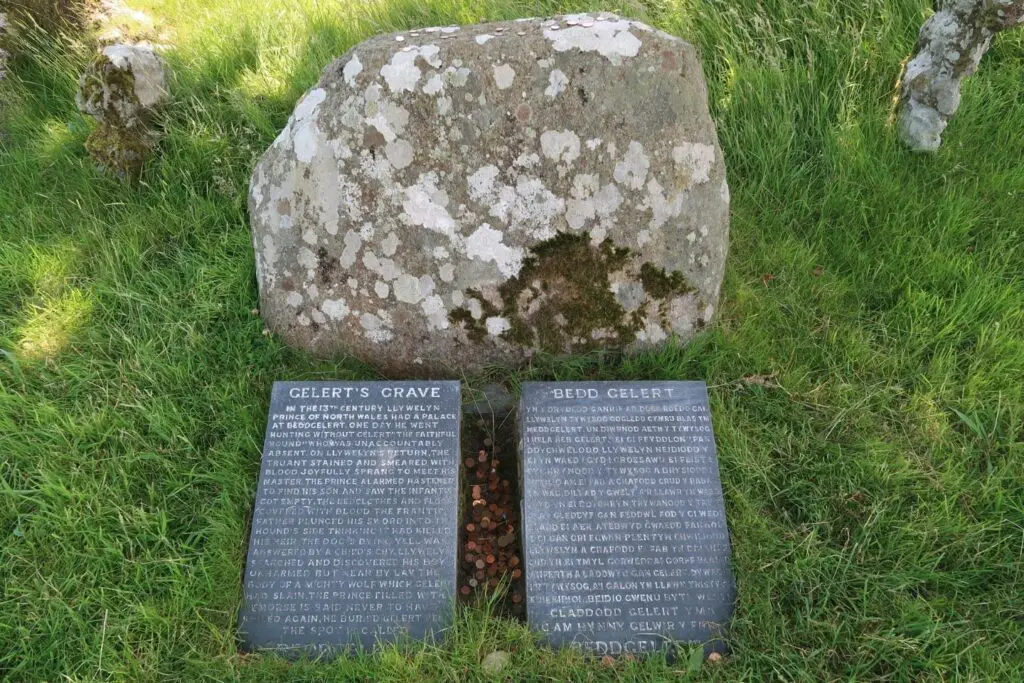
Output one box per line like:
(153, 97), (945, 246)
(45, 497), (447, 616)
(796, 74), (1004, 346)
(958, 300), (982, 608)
(240, 381), (460, 655)
(520, 381), (735, 656)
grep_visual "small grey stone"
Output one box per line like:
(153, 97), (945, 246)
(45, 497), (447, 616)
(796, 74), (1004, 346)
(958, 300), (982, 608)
(76, 44), (169, 126)
(481, 651), (511, 673)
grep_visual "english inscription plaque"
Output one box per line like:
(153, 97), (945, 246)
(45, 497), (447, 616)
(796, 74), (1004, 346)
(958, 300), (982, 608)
(520, 381), (735, 656)
(240, 381), (460, 654)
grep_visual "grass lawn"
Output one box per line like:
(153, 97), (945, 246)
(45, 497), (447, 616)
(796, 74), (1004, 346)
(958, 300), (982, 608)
(2, 0), (1023, 680)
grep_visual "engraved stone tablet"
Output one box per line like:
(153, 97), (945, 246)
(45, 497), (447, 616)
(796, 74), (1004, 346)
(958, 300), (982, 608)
(520, 381), (735, 656)
(240, 381), (460, 654)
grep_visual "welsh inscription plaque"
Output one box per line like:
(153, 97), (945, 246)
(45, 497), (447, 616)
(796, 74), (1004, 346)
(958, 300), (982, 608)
(520, 381), (735, 656)
(240, 381), (460, 654)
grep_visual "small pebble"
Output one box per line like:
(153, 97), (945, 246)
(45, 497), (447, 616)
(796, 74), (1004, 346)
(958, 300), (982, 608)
(395, 35), (405, 41)
(482, 651), (510, 674)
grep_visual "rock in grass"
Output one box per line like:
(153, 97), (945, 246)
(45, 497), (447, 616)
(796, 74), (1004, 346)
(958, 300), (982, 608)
(481, 650), (511, 673)
(77, 44), (168, 177)
(0, 12), (10, 81)
(897, 0), (1024, 152)
(249, 13), (729, 376)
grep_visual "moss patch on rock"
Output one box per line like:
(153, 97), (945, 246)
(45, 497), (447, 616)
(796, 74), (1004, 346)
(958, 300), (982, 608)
(84, 121), (152, 179)
(449, 233), (703, 354)
(78, 53), (141, 126)
(639, 262), (694, 299)
(501, 233), (634, 352)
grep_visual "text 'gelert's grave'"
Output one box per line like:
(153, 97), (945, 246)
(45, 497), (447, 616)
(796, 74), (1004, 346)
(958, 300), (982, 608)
(240, 381), (460, 654)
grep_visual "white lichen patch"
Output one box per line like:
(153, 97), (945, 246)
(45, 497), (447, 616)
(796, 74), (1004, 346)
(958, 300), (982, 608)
(359, 311), (394, 342)
(465, 223), (524, 277)
(672, 142), (716, 186)
(423, 73), (444, 95)
(321, 298), (350, 320)
(297, 247), (318, 272)
(614, 141), (650, 190)
(421, 294), (449, 330)
(543, 14), (643, 65)
(343, 56), (363, 86)
(291, 88), (327, 163)
(566, 175), (623, 230)
(540, 129), (581, 164)
(485, 316), (511, 336)
(340, 230), (362, 268)
(493, 63), (516, 89)
(393, 273), (423, 303)
(467, 165), (564, 238)
(545, 69), (568, 97)
(402, 173), (456, 235)
(380, 45), (441, 93)
(385, 139), (415, 169)
(364, 98), (409, 143)
(380, 232), (400, 256)
(644, 177), (685, 231)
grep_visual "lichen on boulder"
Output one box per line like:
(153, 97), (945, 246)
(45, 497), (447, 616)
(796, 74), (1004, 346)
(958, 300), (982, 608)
(77, 43), (168, 177)
(249, 13), (730, 377)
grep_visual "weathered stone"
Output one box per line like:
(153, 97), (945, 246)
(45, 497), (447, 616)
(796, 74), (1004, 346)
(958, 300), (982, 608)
(77, 43), (168, 177)
(83, 120), (154, 178)
(481, 651), (511, 674)
(0, 12), (11, 82)
(898, 0), (1023, 151)
(250, 13), (729, 376)
(77, 44), (168, 126)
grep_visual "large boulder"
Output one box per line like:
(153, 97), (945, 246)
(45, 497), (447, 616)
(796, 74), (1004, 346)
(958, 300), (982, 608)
(250, 13), (729, 377)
